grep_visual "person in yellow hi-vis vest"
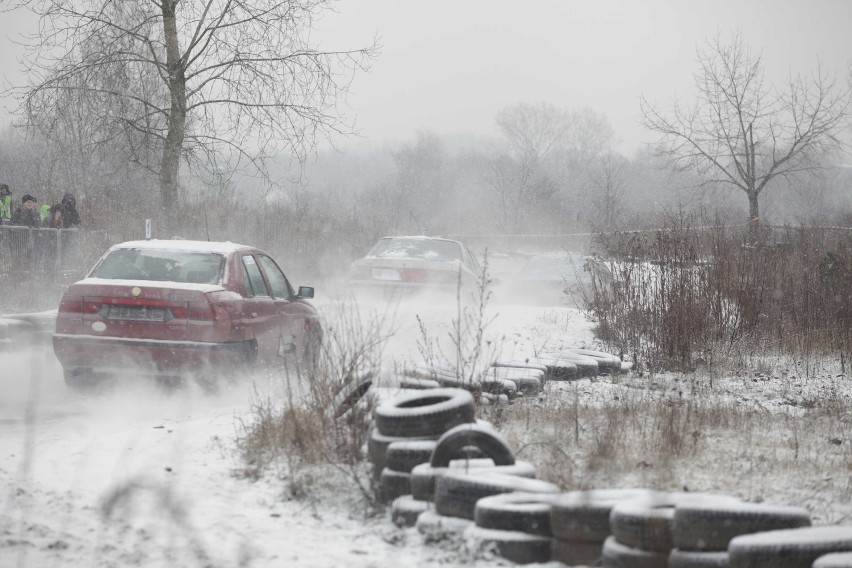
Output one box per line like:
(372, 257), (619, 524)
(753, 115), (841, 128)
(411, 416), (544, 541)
(0, 184), (12, 222)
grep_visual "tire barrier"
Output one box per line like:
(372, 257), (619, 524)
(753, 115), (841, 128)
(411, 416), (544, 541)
(430, 422), (515, 468)
(669, 549), (731, 568)
(371, 386), (850, 568)
(813, 552), (852, 568)
(390, 495), (430, 528)
(374, 388), (476, 438)
(434, 470), (559, 521)
(379, 467), (412, 503)
(474, 491), (558, 537)
(609, 492), (739, 553)
(410, 460), (536, 502)
(464, 525), (552, 565)
(481, 366), (544, 394)
(729, 527), (852, 568)
(672, 502), (812, 551)
(550, 488), (655, 566)
(415, 509), (473, 544)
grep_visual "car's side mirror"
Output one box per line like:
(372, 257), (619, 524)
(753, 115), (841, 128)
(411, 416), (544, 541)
(297, 286), (314, 299)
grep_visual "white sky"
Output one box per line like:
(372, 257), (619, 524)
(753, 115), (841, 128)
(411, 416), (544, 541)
(2, 0), (851, 156)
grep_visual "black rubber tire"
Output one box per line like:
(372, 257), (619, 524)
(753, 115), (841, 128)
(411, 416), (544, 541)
(332, 372), (373, 418)
(474, 491), (557, 536)
(385, 440), (438, 473)
(529, 356), (578, 381)
(367, 428), (438, 468)
(416, 510), (473, 544)
(552, 538), (608, 567)
(483, 366), (544, 394)
(63, 368), (103, 393)
(478, 376), (518, 396)
(411, 460), (537, 502)
(728, 527), (852, 568)
(491, 360), (549, 375)
(602, 535), (669, 568)
(670, 549), (731, 568)
(465, 525), (552, 565)
(541, 351), (599, 377)
(430, 423), (515, 468)
(567, 348), (623, 374)
(434, 470), (560, 521)
(550, 488), (655, 542)
(813, 552), (852, 568)
(610, 492), (738, 553)
(399, 377), (442, 390)
(380, 468), (412, 503)
(672, 502), (811, 551)
(374, 388), (476, 438)
(390, 495), (431, 528)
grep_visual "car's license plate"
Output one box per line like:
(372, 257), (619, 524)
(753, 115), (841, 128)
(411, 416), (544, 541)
(107, 305), (167, 322)
(372, 268), (401, 281)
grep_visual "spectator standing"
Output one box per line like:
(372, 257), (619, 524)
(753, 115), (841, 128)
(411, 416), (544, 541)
(59, 193), (81, 227)
(48, 203), (65, 228)
(0, 184), (12, 223)
(11, 194), (42, 227)
(38, 202), (51, 225)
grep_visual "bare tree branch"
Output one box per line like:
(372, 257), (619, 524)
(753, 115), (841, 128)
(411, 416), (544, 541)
(641, 31), (850, 224)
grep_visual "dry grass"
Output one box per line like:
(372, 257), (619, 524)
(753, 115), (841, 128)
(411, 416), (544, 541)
(235, 302), (393, 506)
(486, 375), (852, 523)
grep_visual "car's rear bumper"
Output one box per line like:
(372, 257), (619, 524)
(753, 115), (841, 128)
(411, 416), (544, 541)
(53, 333), (251, 373)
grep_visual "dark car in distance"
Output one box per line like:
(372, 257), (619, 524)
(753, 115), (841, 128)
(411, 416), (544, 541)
(53, 240), (322, 390)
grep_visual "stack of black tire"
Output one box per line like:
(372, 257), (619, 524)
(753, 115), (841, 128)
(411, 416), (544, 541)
(370, 388), (476, 504)
(466, 491), (559, 564)
(412, 421), (558, 554)
(549, 489), (652, 566)
(405, 421), (536, 534)
(604, 492), (738, 568)
(671, 501), (812, 568)
(407, 363), (518, 398)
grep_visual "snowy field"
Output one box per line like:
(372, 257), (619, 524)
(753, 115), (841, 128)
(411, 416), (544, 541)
(1, 290), (850, 567)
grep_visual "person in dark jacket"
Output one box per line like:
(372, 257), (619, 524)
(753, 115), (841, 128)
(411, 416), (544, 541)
(11, 194), (42, 227)
(48, 203), (65, 228)
(59, 193), (81, 227)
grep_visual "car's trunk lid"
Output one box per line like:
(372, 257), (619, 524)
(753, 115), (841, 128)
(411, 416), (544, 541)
(58, 278), (224, 340)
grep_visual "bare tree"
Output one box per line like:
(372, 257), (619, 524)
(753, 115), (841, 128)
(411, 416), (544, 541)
(13, 0), (377, 233)
(492, 102), (614, 230)
(588, 152), (628, 230)
(641, 31), (849, 225)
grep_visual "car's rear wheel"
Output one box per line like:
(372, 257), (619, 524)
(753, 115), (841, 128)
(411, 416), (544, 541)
(63, 368), (102, 393)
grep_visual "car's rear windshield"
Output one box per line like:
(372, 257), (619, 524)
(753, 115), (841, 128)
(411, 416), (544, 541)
(367, 238), (461, 262)
(91, 249), (225, 284)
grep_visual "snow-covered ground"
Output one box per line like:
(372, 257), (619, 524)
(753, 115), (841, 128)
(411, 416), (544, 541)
(1, 291), (849, 567)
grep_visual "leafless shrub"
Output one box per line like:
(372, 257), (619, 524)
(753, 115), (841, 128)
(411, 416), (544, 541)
(587, 213), (852, 373)
(236, 302), (393, 509)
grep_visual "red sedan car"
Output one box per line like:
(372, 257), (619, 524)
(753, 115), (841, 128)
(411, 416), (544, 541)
(53, 240), (322, 390)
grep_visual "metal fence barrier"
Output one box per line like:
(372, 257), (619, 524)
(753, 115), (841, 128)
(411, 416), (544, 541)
(0, 226), (84, 272)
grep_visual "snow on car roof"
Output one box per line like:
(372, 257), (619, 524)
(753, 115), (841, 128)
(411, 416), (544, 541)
(110, 239), (254, 255)
(379, 235), (462, 243)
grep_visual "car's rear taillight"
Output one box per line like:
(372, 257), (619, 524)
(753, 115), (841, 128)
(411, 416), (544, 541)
(400, 268), (459, 284)
(188, 302), (216, 320)
(400, 268), (428, 283)
(58, 297), (82, 313)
